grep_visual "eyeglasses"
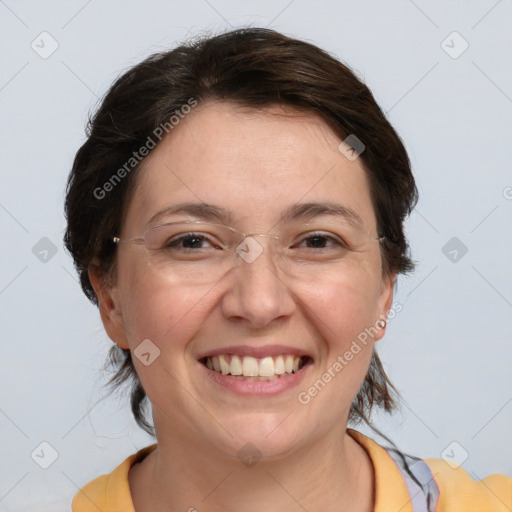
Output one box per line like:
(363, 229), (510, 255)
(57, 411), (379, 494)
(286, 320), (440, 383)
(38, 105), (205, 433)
(112, 220), (385, 284)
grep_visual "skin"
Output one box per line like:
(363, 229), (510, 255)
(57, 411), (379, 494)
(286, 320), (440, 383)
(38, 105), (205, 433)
(89, 101), (395, 512)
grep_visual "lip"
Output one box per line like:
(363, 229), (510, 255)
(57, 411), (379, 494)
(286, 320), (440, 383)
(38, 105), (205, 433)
(198, 357), (313, 396)
(196, 344), (314, 360)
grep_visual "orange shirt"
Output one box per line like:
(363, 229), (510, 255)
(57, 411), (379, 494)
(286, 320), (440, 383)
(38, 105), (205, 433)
(72, 429), (511, 511)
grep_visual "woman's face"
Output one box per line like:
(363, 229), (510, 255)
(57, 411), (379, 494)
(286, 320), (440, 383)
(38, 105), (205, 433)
(93, 101), (394, 459)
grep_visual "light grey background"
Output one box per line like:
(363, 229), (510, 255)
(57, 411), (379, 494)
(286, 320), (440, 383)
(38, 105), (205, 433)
(1, 1), (511, 510)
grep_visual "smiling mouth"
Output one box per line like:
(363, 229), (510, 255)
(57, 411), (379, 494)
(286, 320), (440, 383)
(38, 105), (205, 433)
(200, 354), (312, 381)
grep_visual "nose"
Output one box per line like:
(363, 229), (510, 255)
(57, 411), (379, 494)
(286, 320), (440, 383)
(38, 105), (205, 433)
(220, 236), (296, 329)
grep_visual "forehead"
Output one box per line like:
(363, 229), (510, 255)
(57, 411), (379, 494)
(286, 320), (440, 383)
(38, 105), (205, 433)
(123, 101), (377, 233)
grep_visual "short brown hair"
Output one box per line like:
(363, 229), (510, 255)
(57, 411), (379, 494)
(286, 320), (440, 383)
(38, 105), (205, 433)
(64, 27), (417, 434)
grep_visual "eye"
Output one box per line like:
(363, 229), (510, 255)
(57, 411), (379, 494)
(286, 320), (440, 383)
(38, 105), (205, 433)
(294, 232), (347, 250)
(164, 233), (218, 250)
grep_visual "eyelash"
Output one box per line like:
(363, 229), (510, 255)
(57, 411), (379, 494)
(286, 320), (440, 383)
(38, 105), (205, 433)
(166, 234), (216, 249)
(295, 233), (347, 249)
(166, 232), (347, 250)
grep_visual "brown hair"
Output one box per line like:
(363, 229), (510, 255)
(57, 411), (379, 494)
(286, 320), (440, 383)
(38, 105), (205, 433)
(64, 27), (417, 435)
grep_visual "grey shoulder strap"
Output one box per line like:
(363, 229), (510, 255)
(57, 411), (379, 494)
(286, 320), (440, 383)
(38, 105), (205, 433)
(385, 448), (440, 512)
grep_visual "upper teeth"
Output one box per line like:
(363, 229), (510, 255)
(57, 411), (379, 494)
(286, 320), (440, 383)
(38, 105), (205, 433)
(205, 354), (302, 377)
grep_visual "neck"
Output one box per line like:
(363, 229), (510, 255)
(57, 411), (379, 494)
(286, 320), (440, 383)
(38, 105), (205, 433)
(130, 422), (374, 512)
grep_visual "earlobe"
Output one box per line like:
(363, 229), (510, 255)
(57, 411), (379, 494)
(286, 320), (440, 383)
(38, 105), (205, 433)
(88, 263), (130, 350)
(374, 273), (396, 342)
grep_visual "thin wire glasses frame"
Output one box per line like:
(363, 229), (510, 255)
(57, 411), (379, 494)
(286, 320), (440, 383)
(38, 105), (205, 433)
(111, 219), (387, 261)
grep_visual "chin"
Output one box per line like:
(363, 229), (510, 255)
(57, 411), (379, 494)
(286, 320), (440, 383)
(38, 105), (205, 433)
(208, 413), (307, 462)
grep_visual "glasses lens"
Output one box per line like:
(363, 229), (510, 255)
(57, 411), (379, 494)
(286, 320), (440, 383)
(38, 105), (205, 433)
(143, 222), (236, 279)
(141, 221), (380, 283)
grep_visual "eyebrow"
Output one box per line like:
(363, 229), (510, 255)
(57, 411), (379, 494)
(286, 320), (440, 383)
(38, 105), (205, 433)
(279, 201), (365, 229)
(146, 202), (233, 227)
(146, 201), (365, 229)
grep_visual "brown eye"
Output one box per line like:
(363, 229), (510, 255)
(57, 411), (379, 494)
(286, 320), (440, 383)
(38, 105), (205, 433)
(166, 234), (212, 249)
(303, 235), (330, 248)
(295, 233), (347, 250)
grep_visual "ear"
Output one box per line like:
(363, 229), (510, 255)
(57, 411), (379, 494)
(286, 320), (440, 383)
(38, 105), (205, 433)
(88, 261), (130, 349)
(374, 272), (396, 342)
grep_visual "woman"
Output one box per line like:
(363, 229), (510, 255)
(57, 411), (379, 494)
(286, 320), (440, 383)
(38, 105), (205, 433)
(64, 28), (511, 511)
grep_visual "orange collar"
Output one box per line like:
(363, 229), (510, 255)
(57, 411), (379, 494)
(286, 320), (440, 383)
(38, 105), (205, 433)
(73, 430), (414, 512)
(347, 429), (414, 512)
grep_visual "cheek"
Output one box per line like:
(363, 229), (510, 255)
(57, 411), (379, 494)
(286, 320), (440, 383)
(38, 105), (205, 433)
(296, 265), (383, 344)
(116, 256), (205, 349)
(294, 275), (379, 419)
(116, 267), (212, 398)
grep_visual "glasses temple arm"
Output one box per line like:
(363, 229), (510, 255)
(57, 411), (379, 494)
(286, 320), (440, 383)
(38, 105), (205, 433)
(112, 236), (145, 245)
